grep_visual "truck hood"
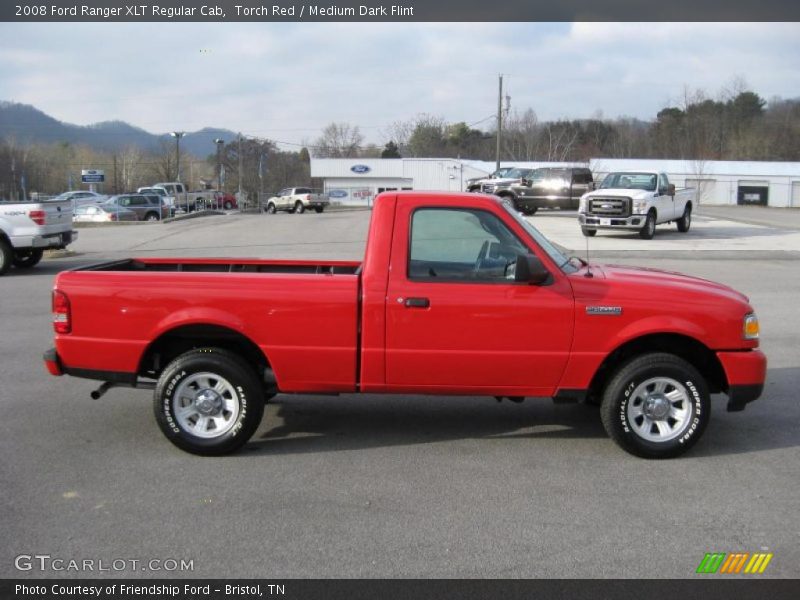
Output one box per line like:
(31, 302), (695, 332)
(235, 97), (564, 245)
(595, 263), (750, 304)
(584, 188), (651, 200)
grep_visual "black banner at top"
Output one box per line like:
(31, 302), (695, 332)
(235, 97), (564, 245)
(3, 0), (800, 22)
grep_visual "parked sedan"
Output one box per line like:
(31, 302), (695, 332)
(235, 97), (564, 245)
(103, 194), (166, 221)
(73, 204), (138, 223)
(54, 190), (108, 209)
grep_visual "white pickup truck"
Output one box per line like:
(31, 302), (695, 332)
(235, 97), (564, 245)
(262, 187), (329, 214)
(0, 198), (77, 275)
(578, 172), (695, 239)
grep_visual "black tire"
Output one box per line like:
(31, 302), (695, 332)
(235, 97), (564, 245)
(639, 211), (656, 239)
(294, 201), (305, 214)
(314, 206), (324, 214)
(0, 238), (14, 275)
(677, 204), (692, 233)
(264, 203), (276, 214)
(153, 348), (265, 456)
(145, 212), (160, 222)
(599, 353), (710, 459)
(520, 206), (537, 216)
(581, 227), (597, 237)
(12, 248), (44, 269)
(223, 201), (232, 210)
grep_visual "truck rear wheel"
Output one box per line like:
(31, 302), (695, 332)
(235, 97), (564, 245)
(153, 348), (265, 456)
(264, 202), (276, 214)
(294, 201), (305, 214)
(600, 353), (710, 458)
(639, 211), (656, 239)
(0, 238), (13, 275)
(12, 248), (44, 268)
(677, 205), (692, 232)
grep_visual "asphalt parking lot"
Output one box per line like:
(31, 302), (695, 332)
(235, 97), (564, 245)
(1, 206), (799, 579)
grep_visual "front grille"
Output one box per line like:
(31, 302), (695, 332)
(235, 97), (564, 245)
(588, 197), (631, 217)
(481, 183), (496, 193)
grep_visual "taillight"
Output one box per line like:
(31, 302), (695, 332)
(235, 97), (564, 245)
(108, 212), (117, 221)
(52, 290), (71, 334)
(305, 194), (311, 201)
(29, 209), (46, 225)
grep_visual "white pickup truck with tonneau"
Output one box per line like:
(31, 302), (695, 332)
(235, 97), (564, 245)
(263, 187), (329, 214)
(578, 171), (695, 239)
(0, 198), (76, 275)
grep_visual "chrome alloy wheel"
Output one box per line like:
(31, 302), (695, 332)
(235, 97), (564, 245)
(626, 377), (692, 443)
(173, 372), (241, 438)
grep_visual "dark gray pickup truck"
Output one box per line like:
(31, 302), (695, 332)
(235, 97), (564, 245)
(493, 167), (593, 215)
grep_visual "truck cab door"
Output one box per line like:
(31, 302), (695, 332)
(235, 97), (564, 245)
(656, 173), (676, 220)
(384, 200), (574, 396)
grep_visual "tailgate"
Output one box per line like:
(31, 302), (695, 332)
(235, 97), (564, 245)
(40, 200), (73, 234)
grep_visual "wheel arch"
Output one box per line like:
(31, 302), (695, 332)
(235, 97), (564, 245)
(588, 332), (727, 399)
(138, 323), (273, 385)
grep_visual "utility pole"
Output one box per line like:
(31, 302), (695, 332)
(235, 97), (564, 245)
(495, 74), (503, 173)
(237, 133), (243, 205)
(170, 131), (185, 182)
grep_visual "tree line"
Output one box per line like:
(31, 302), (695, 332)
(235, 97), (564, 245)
(2, 84), (798, 202)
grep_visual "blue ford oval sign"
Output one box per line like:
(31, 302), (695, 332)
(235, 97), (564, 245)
(350, 164), (371, 174)
(328, 189), (348, 198)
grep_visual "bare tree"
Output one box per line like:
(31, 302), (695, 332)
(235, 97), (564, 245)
(313, 122), (363, 158)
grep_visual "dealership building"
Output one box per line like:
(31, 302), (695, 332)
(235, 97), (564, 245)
(310, 157), (800, 208)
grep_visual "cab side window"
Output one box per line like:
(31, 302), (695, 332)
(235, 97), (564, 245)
(409, 208), (527, 282)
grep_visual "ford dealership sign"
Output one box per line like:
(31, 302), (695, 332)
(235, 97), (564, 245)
(328, 189), (348, 198)
(350, 164), (371, 174)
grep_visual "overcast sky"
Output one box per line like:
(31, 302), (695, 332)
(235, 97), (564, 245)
(1, 22), (799, 148)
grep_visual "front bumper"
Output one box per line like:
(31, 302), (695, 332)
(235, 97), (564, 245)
(579, 213), (645, 230)
(717, 349), (767, 412)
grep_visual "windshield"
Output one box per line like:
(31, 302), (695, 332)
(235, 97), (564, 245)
(601, 172), (657, 191)
(499, 200), (578, 274)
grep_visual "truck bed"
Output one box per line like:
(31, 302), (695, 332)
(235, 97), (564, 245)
(54, 257), (362, 392)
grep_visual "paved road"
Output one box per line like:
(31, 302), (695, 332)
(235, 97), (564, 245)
(1, 210), (798, 579)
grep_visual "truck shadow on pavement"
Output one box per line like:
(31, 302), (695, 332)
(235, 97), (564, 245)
(250, 396), (607, 455)
(247, 366), (799, 458)
(595, 224), (793, 241)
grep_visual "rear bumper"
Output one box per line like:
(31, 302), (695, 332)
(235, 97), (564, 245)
(44, 347), (136, 384)
(13, 230), (77, 249)
(43, 347), (63, 376)
(717, 349), (767, 412)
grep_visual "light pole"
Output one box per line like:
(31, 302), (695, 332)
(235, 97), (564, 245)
(214, 138), (224, 193)
(170, 131), (185, 182)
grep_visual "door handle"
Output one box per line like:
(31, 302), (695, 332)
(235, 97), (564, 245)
(404, 297), (430, 308)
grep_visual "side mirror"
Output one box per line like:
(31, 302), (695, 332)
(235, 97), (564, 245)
(667, 183), (676, 196)
(514, 254), (550, 285)
(520, 178), (530, 187)
(588, 181), (597, 191)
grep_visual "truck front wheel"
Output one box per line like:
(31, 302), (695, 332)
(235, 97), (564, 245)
(639, 211), (656, 239)
(12, 248), (44, 269)
(153, 348), (265, 456)
(600, 353), (710, 458)
(677, 205), (692, 232)
(581, 227), (596, 237)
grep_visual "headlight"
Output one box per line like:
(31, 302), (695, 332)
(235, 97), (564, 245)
(743, 313), (759, 339)
(578, 197), (587, 212)
(633, 199), (648, 213)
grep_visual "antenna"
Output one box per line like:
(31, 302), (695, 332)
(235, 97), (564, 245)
(584, 230), (593, 278)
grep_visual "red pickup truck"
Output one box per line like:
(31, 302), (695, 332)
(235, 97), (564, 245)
(44, 192), (765, 458)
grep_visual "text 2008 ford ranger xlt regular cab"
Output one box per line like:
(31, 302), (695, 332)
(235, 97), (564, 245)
(44, 192), (765, 458)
